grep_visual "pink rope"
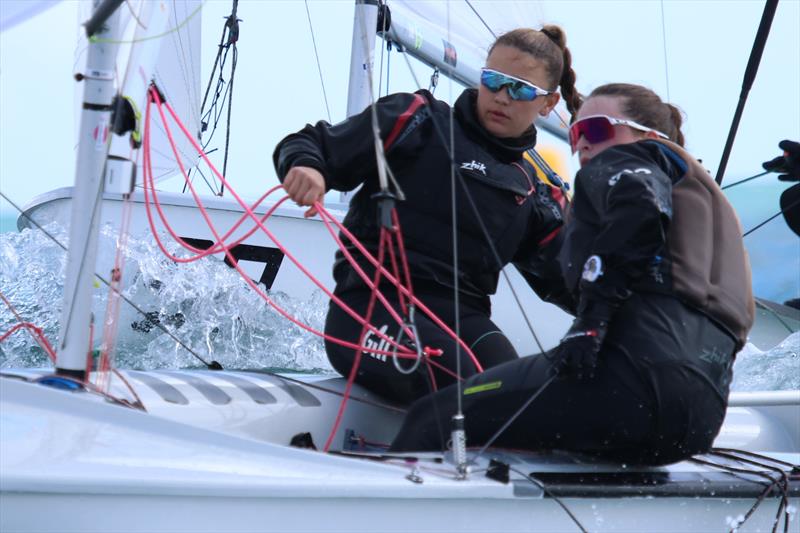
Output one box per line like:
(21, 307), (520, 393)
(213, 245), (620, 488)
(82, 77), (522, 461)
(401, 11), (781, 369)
(143, 90), (414, 359)
(314, 202), (484, 373)
(142, 87), (486, 451)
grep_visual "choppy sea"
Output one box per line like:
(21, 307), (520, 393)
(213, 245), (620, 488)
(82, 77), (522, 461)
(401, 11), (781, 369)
(0, 183), (798, 391)
(0, 221), (331, 373)
(0, 212), (16, 234)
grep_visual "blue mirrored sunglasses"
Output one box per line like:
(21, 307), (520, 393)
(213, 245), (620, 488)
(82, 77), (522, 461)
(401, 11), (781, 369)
(480, 68), (552, 101)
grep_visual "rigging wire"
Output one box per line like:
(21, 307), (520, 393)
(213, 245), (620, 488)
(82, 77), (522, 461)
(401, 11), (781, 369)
(390, 46), (548, 355)
(349, 1), (458, 455)
(721, 170), (770, 190)
(88, 0), (206, 45)
(220, 43), (237, 196)
(755, 299), (796, 334)
(376, 6), (388, 101)
(463, 0), (572, 132)
(0, 294), (56, 361)
(464, 0), (496, 39)
(194, 0), (240, 196)
(145, 91), (422, 362)
(198, 62), (234, 158)
(659, 0), (671, 102)
(709, 449), (794, 533)
(304, 0), (332, 123)
(743, 197), (800, 237)
(385, 41), (392, 97)
(445, 0), (465, 433)
(0, 192), (220, 370)
(0, 194), (414, 409)
(443, 2), (470, 478)
(199, 5), (231, 119)
(2, 281), (145, 409)
(508, 466), (589, 533)
(691, 453), (793, 533)
(124, 0), (147, 30)
(169, 1), (201, 131)
(57, 158), (106, 358)
(473, 375), (556, 460)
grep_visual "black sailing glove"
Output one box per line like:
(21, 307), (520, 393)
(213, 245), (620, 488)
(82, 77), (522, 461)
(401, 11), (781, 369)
(547, 315), (609, 380)
(763, 140), (800, 182)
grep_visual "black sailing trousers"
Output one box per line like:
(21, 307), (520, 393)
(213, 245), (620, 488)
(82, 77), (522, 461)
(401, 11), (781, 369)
(390, 293), (736, 466)
(325, 288), (519, 405)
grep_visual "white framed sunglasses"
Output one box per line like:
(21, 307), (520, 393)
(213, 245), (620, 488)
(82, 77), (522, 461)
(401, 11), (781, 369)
(569, 114), (669, 153)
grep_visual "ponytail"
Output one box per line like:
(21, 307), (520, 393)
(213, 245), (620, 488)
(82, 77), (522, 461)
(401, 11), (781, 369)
(490, 25), (582, 120)
(539, 25), (582, 119)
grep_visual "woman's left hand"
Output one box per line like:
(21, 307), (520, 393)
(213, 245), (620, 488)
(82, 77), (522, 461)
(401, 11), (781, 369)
(547, 317), (608, 380)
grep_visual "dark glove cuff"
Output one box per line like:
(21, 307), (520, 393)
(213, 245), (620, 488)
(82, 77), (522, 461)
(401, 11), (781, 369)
(577, 269), (629, 321)
(575, 298), (616, 326)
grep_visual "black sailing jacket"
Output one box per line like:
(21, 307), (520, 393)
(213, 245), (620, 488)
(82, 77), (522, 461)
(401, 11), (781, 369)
(273, 89), (570, 313)
(559, 140), (677, 313)
(560, 140), (753, 347)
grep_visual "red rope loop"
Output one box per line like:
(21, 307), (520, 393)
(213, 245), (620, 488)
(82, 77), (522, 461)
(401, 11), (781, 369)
(142, 85), (486, 452)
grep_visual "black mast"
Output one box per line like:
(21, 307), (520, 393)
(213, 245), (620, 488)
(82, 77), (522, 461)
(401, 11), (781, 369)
(715, 0), (779, 185)
(84, 0), (125, 38)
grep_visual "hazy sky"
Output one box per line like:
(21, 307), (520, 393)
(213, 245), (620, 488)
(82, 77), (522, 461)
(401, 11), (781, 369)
(1, 0), (798, 214)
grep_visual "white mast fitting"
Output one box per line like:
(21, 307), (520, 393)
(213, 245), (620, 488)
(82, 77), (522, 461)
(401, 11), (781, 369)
(55, 0), (123, 378)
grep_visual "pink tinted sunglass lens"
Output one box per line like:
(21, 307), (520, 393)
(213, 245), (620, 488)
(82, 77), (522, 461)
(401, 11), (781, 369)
(569, 117), (616, 152)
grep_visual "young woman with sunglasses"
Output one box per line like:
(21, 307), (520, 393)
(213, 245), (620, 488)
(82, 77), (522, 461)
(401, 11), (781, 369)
(391, 83), (754, 466)
(273, 27), (580, 404)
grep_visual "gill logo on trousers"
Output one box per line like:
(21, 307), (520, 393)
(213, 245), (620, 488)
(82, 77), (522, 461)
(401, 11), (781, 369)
(362, 325), (394, 362)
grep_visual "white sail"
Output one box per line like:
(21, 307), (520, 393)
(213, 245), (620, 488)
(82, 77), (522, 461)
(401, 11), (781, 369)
(0, 0), (61, 33)
(383, 0), (568, 141)
(74, 0), (202, 192)
(389, 0), (546, 50)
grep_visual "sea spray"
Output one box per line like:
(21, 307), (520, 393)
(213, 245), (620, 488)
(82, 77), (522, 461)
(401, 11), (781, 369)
(1, 223), (798, 386)
(0, 223), (331, 372)
(731, 331), (800, 391)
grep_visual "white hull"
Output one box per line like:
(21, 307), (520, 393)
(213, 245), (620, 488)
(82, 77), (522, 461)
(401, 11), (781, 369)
(8, 190), (798, 532)
(2, 370), (798, 533)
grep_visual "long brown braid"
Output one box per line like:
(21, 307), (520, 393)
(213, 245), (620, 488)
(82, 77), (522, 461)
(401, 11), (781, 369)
(489, 26), (582, 120)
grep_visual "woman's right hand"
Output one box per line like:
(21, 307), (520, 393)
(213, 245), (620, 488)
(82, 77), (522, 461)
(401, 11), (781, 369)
(283, 166), (326, 218)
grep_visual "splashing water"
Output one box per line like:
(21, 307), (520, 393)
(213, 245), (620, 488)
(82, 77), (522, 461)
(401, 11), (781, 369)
(1, 223), (798, 390)
(732, 332), (800, 391)
(0, 223), (331, 373)
(725, 513), (746, 532)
